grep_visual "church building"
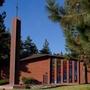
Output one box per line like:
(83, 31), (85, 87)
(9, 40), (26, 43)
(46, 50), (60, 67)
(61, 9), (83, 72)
(19, 54), (90, 85)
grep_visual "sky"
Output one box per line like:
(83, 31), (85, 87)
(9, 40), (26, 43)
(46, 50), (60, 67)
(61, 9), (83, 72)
(2, 0), (65, 53)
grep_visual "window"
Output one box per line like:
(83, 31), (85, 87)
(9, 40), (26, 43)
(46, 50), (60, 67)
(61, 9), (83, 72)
(63, 61), (67, 83)
(74, 61), (77, 82)
(69, 61), (72, 83)
(43, 73), (48, 84)
(57, 60), (61, 83)
(50, 59), (55, 83)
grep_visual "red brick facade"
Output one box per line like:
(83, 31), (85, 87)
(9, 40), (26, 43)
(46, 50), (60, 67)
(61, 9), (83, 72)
(1, 54), (90, 85)
(20, 56), (50, 84)
(19, 54), (90, 85)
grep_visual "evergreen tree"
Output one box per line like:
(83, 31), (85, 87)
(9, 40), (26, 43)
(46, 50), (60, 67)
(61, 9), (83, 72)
(0, 0), (10, 79)
(46, 0), (90, 83)
(0, 0), (4, 6)
(21, 36), (38, 58)
(40, 39), (51, 54)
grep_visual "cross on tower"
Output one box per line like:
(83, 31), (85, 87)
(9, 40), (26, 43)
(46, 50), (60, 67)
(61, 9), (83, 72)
(16, 0), (19, 16)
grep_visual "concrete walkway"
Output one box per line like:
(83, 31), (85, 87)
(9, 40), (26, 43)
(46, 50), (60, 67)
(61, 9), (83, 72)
(0, 84), (13, 90)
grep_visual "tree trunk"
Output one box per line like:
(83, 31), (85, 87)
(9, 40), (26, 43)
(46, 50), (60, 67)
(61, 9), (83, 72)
(84, 64), (88, 84)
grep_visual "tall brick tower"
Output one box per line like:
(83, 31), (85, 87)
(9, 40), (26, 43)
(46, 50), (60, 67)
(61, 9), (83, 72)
(9, 17), (21, 85)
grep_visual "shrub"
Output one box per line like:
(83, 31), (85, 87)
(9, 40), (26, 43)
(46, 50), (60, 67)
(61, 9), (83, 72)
(22, 77), (34, 84)
(0, 79), (9, 85)
(22, 77), (39, 85)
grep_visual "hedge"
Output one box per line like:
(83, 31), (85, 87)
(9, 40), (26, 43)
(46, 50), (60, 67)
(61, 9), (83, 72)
(0, 79), (9, 85)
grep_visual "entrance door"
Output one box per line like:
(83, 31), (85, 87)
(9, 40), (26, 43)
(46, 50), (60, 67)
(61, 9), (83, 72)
(43, 73), (48, 84)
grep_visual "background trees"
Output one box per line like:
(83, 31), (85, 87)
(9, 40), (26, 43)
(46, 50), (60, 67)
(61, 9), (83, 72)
(0, 0), (10, 79)
(20, 36), (38, 58)
(40, 39), (51, 54)
(20, 37), (52, 58)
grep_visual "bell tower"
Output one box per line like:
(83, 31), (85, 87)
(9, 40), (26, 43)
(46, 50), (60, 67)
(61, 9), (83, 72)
(10, 17), (21, 85)
(9, 0), (21, 85)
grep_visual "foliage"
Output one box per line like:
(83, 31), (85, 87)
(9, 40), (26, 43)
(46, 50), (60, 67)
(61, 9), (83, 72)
(22, 77), (32, 84)
(0, 0), (10, 79)
(46, 0), (90, 84)
(22, 77), (37, 85)
(46, 0), (63, 22)
(20, 36), (38, 58)
(0, 79), (9, 85)
(46, 0), (90, 62)
(40, 39), (51, 54)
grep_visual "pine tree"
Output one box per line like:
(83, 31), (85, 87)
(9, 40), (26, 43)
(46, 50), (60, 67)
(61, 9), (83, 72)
(46, 0), (90, 61)
(40, 39), (51, 54)
(21, 36), (38, 58)
(0, 0), (10, 79)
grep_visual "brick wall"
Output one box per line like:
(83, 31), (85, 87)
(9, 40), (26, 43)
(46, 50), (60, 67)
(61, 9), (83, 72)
(20, 57), (50, 84)
(20, 58), (90, 85)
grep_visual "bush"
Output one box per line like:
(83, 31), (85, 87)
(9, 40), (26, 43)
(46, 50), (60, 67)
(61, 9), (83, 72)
(22, 77), (41, 84)
(22, 77), (35, 84)
(0, 79), (9, 85)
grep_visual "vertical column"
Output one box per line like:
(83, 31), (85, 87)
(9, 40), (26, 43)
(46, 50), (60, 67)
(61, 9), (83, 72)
(48, 59), (51, 84)
(67, 60), (69, 83)
(72, 61), (75, 83)
(77, 61), (79, 84)
(78, 61), (80, 84)
(79, 62), (85, 84)
(10, 17), (21, 85)
(61, 60), (63, 84)
(54, 58), (57, 84)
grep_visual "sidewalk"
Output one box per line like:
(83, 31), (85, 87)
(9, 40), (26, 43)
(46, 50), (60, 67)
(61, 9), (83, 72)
(0, 84), (13, 90)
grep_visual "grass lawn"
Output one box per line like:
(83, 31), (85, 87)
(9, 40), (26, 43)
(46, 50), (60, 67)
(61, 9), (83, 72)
(14, 84), (90, 90)
(43, 84), (90, 90)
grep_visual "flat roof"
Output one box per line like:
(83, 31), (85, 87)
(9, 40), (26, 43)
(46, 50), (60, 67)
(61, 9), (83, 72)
(20, 54), (78, 62)
(20, 54), (64, 62)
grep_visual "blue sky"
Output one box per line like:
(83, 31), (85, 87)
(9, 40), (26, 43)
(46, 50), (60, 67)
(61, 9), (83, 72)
(2, 0), (65, 53)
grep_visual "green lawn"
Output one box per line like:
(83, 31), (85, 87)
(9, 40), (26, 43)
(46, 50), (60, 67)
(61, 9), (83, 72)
(14, 84), (90, 90)
(43, 84), (90, 90)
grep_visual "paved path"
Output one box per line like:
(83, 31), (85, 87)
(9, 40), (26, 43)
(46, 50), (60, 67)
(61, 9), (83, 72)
(0, 84), (13, 90)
